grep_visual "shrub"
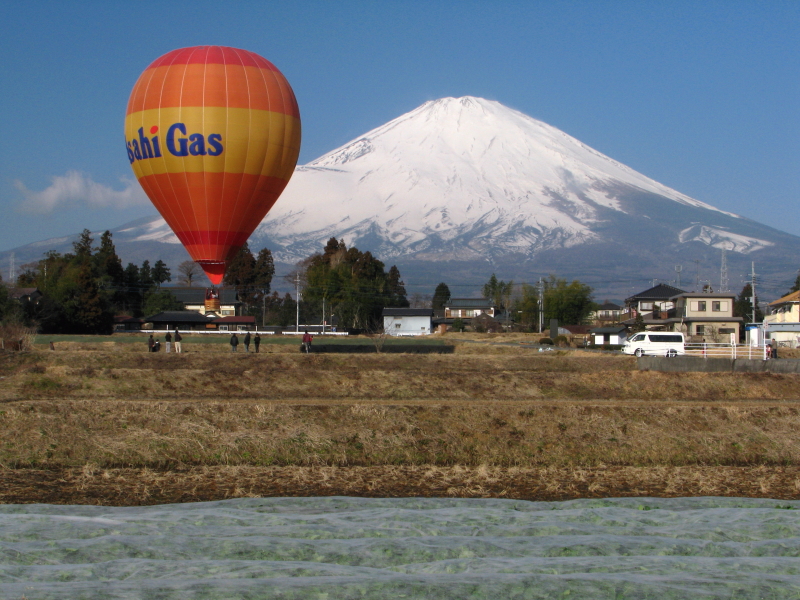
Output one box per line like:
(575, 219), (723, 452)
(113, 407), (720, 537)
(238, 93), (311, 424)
(539, 338), (554, 345)
(554, 335), (569, 347)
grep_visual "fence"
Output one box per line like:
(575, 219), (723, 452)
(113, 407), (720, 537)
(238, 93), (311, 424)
(683, 342), (769, 360)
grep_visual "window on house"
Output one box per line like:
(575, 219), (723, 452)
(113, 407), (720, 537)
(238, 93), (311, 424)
(696, 325), (705, 334)
(237, 325), (247, 331)
(698, 302), (707, 312)
(712, 301), (721, 312)
(219, 325), (229, 331)
(719, 328), (734, 334)
(395, 323), (401, 328)
(641, 302), (653, 311)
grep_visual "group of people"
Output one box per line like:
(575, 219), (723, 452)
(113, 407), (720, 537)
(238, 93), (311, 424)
(147, 329), (182, 353)
(147, 330), (314, 353)
(229, 331), (262, 352)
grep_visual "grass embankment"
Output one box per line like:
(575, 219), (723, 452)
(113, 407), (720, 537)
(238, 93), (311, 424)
(2, 336), (800, 504)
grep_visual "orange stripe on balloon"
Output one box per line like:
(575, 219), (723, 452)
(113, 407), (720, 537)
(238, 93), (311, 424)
(136, 171), (288, 261)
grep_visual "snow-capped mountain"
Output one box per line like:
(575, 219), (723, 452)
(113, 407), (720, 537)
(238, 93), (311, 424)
(5, 97), (799, 297)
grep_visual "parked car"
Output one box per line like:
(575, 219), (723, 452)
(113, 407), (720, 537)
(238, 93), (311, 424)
(623, 332), (685, 357)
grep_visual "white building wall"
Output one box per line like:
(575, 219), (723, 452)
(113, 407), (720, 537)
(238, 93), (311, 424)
(383, 316), (432, 336)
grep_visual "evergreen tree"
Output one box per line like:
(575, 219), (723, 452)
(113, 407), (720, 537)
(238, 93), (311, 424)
(482, 274), (514, 309)
(224, 243), (257, 305)
(432, 282), (451, 310)
(253, 248), (275, 297)
(301, 238), (401, 330)
(122, 263), (143, 316)
(734, 283), (763, 327)
(151, 260), (171, 288)
(139, 260), (154, 290)
(95, 231), (124, 285)
(72, 229), (94, 260)
(387, 265), (409, 307)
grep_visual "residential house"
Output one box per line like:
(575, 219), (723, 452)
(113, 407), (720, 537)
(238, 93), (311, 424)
(764, 291), (800, 347)
(382, 308), (434, 336)
(214, 315), (256, 332)
(7, 288), (43, 304)
(589, 326), (628, 346)
(590, 301), (622, 325)
(113, 316), (143, 332)
(620, 284), (741, 340)
(443, 298), (497, 320)
(169, 287), (242, 316)
(669, 292), (741, 341)
(623, 284), (685, 319)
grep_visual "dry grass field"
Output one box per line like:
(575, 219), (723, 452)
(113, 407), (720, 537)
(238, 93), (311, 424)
(2, 333), (800, 504)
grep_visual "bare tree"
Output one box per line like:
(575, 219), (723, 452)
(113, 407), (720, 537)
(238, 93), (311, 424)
(409, 293), (432, 308)
(177, 260), (200, 287)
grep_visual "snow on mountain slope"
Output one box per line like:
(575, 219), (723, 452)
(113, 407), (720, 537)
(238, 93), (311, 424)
(241, 97), (743, 259)
(87, 97), (789, 271)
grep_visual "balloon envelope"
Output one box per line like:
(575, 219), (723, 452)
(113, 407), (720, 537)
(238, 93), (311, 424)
(124, 46), (301, 284)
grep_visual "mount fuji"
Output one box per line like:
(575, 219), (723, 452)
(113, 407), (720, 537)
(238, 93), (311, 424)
(6, 97), (799, 297)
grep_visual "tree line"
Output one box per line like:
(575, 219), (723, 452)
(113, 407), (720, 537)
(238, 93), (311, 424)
(0, 228), (786, 335)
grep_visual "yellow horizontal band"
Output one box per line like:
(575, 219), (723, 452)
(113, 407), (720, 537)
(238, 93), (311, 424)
(124, 106), (301, 179)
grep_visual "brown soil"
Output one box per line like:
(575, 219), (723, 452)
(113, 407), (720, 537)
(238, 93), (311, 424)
(3, 343), (800, 505)
(2, 465), (798, 506)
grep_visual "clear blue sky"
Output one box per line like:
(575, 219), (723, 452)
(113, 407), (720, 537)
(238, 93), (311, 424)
(1, 1), (797, 251)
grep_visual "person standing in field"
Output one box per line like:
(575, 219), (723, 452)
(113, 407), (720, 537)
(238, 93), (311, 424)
(302, 330), (313, 353)
(148, 334), (155, 352)
(165, 331), (172, 353)
(230, 333), (239, 352)
(254, 332), (261, 353)
(244, 331), (251, 353)
(174, 329), (182, 353)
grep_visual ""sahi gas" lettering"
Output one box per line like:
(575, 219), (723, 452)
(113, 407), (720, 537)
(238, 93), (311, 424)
(126, 123), (223, 164)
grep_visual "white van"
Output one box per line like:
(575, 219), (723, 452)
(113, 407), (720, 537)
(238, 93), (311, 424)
(623, 332), (685, 357)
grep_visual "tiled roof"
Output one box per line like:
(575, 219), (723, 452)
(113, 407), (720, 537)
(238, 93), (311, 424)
(598, 302), (622, 310)
(213, 316), (256, 323)
(382, 308), (434, 316)
(626, 284), (685, 302)
(444, 298), (495, 308)
(769, 290), (800, 306)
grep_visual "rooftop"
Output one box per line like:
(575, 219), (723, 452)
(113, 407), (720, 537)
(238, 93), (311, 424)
(382, 308), (434, 317)
(626, 284), (685, 303)
(769, 290), (800, 306)
(444, 298), (496, 308)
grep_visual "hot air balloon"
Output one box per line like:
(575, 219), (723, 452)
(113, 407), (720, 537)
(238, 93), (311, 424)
(124, 46), (301, 287)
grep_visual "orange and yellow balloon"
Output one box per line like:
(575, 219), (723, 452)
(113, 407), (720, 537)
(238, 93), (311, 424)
(124, 46), (301, 285)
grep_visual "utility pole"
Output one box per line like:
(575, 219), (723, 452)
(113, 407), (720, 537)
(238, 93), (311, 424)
(322, 296), (326, 334)
(750, 262), (757, 325)
(538, 277), (544, 334)
(8, 253), (15, 284)
(675, 265), (682, 288)
(694, 259), (701, 291)
(295, 273), (301, 333)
